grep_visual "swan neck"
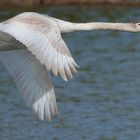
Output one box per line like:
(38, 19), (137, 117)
(73, 22), (137, 32)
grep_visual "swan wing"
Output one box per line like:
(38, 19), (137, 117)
(0, 49), (58, 121)
(0, 13), (78, 81)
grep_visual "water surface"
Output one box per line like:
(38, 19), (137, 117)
(0, 6), (140, 140)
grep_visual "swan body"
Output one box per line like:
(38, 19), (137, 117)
(0, 12), (140, 121)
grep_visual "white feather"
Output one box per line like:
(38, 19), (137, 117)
(0, 49), (58, 121)
(0, 12), (78, 81)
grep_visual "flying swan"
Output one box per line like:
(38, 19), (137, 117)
(0, 12), (140, 121)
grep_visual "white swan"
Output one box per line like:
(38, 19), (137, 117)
(0, 12), (140, 121)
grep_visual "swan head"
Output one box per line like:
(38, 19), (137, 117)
(129, 22), (140, 32)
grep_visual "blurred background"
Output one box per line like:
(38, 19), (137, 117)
(1, 0), (140, 7)
(0, 1), (140, 140)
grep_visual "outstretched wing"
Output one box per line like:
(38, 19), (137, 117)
(0, 49), (58, 121)
(0, 13), (78, 81)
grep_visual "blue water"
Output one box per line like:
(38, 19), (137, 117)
(0, 6), (140, 140)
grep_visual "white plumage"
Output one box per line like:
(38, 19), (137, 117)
(0, 50), (58, 121)
(0, 12), (78, 121)
(0, 12), (140, 121)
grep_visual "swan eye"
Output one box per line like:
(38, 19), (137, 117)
(137, 23), (140, 26)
